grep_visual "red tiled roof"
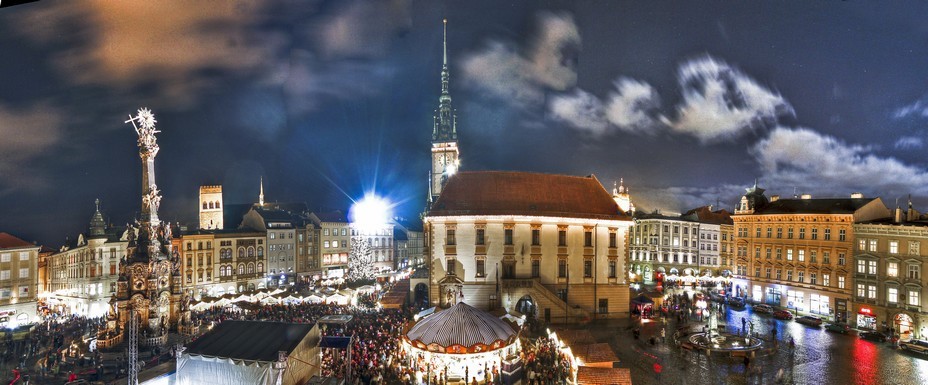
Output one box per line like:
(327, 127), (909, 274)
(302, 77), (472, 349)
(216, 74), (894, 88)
(577, 367), (632, 385)
(429, 171), (630, 220)
(573, 343), (619, 365)
(0, 233), (33, 249)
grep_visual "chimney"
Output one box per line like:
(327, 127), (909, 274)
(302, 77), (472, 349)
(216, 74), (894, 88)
(770, 195), (780, 202)
(800, 194), (812, 200)
(850, 192), (864, 199)
(894, 207), (904, 224)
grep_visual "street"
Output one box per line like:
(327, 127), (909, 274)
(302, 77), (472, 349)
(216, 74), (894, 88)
(588, 302), (928, 385)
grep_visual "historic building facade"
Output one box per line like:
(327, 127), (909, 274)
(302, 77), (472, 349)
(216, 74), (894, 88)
(176, 229), (268, 299)
(198, 185), (223, 230)
(351, 224), (394, 272)
(0, 232), (40, 327)
(309, 211), (350, 278)
(627, 214), (700, 284)
(733, 184), (890, 324)
(425, 171), (633, 322)
(852, 205), (928, 340)
(47, 200), (127, 317)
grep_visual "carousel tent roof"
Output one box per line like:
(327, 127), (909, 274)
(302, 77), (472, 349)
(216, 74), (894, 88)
(405, 302), (517, 351)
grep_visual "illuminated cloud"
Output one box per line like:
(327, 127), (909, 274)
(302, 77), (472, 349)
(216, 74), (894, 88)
(462, 11), (580, 107)
(604, 78), (662, 133)
(893, 100), (928, 119)
(548, 89), (608, 135)
(752, 127), (928, 196)
(895, 136), (924, 150)
(668, 56), (793, 142)
(0, 103), (63, 191)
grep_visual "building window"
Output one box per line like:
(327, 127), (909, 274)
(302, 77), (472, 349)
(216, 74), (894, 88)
(811, 228), (818, 240)
(838, 275), (845, 289)
(446, 229), (456, 246)
(476, 229), (485, 245)
(532, 229), (541, 246)
(887, 262), (898, 277)
(910, 241), (921, 256)
(17, 268), (28, 278)
(609, 260), (617, 278)
(824, 228), (831, 240)
(823, 251), (830, 264)
(798, 250), (805, 262)
(799, 228), (805, 239)
(756, 228), (761, 238)
(838, 253), (845, 266)
(857, 260), (866, 274)
(810, 250), (817, 263)
(787, 270), (793, 281)
(867, 285), (876, 299)
(504, 229), (513, 245)
(858, 239), (866, 251)
(909, 290), (920, 306)
(776, 248), (782, 260)
(909, 264), (921, 280)
(810, 273), (817, 285)
(869, 239), (878, 252)
(558, 230), (567, 246)
(447, 259), (456, 275)
(787, 228), (793, 239)
(889, 241), (899, 254)
(798, 271), (804, 283)
(598, 298), (608, 314)
(765, 268), (771, 279)
(776, 269), (782, 280)
(766, 248), (772, 259)
(18, 252), (29, 261)
(857, 284), (865, 298)
(839, 229), (846, 241)
(609, 233), (617, 248)
(584, 231), (593, 247)
(766, 227), (772, 238)
(776, 228), (782, 238)
(755, 267), (761, 277)
(476, 259), (485, 277)
(823, 274), (830, 287)
(868, 260), (877, 275)
(584, 260), (592, 278)
(559, 260), (567, 278)
(787, 249), (793, 261)
(888, 287), (898, 303)
(532, 260), (540, 278)
(323, 229), (330, 236)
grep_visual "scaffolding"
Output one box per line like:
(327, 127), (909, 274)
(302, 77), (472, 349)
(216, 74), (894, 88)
(128, 309), (138, 385)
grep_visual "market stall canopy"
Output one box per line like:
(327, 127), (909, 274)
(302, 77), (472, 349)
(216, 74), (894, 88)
(404, 302), (518, 354)
(631, 295), (654, 305)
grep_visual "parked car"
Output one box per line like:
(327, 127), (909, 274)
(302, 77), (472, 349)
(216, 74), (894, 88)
(825, 322), (851, 334)
(773, 310), (794, 320)
(796, 315), (823, 326)
(900, 339), (928, 355)
(728, 297), (746, 308)
(753, 304), (774, 314)
(859, 331), (888, 342)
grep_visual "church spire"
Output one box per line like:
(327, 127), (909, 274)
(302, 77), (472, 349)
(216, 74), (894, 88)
(433, 19), (456, 143)
(259, 177), (265, 206)
(89, 198), (106, 238)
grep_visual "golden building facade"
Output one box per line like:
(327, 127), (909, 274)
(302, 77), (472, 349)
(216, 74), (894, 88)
(733, 185), (889, 324)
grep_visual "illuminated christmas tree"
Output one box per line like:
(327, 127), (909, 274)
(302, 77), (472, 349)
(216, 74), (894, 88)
(347, 236), (376, 282)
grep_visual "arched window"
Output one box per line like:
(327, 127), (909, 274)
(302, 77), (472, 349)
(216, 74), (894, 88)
(257, 262), (264, 273)
(257, 247), (264, 257)
(215, 201), (221, 209)
(208, 202), (214, 209)
(221, 248), (231, 259)
(202, 202), (208, 210)
(238, 247), (245, 259)
(247, 263), (255, 274)
(237, 264), (245, 275)
(247, 247), (255, 258)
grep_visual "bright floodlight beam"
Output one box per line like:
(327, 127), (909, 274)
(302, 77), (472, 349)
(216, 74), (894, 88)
(350, 193), (393, 232)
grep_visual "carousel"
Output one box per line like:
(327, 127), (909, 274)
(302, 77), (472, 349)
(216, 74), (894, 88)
(401, 302), (522, 384)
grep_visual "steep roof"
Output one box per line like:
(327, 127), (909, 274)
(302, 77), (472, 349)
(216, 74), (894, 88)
(310, 211), (348, 224)
(429, 171), (629, 220)
(683, 206), (733, 225)
(0, 233), (33, 250)
(185, 321), (314, 361)
(753, 198), (877, 215)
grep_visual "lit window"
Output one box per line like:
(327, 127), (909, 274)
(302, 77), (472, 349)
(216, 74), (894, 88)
(889, 241), (898, 254)
(888, 287), (898, 303)
(887, 262), (898, 277)
(838, 275), (845, 289)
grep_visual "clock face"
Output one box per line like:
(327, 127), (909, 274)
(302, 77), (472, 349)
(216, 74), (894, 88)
(133, 279), (145, 291)
(159, 277), (168, 288)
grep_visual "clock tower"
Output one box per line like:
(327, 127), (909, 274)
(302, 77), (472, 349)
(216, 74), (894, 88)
(430, 19), (460, 204)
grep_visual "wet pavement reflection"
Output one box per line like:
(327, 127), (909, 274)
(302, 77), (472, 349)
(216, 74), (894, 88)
(593, 302), (928, 385)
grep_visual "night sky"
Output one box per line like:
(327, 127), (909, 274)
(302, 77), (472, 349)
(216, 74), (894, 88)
(2, 1), (928, 246)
